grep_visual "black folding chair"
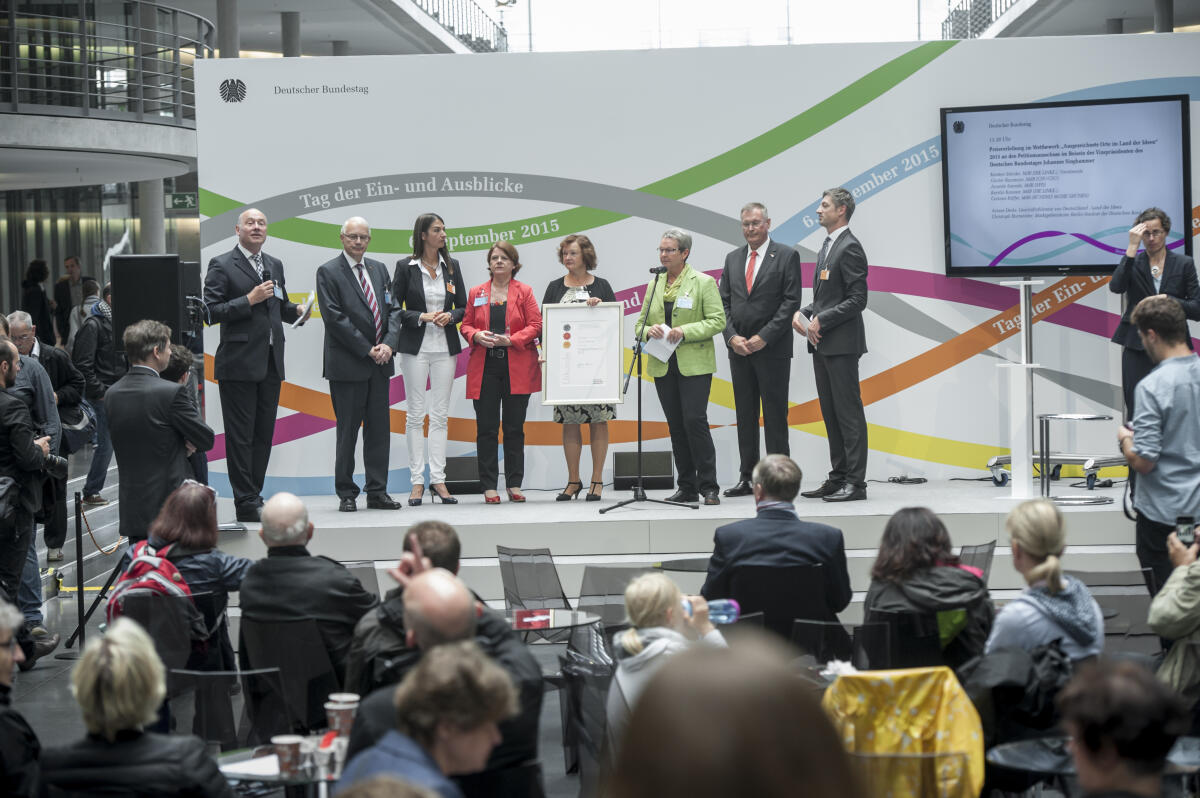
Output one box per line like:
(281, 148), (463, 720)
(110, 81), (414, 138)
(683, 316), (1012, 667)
(865, 609), (945, 669)
(239, 617), (339, 733)
(959, 540), (997, 585)
(729, 564), (831, 640)
(496, 545), (571, 611)
(166, 667), (291, 751)
(576, 566), (654, 628)
(343, 560), (381, 599)
(115, 592), (203, 672)
(1067, 568), (1162, 656)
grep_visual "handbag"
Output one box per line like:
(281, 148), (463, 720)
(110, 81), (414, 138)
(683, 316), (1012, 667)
(60, 398), (96, 455)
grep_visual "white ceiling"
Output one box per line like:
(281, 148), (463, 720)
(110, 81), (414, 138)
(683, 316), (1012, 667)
(986, 0), (1200, 37)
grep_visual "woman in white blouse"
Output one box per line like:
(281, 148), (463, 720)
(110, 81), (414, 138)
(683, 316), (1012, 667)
(392, 213), (468, 505)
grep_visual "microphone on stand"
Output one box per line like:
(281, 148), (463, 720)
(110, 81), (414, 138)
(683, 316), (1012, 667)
(649, 266), (668, 274)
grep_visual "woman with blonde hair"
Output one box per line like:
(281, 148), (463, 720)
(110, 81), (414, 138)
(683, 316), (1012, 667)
(41, 617), (234, 797)
(985, 499), (1104, 660)
(605, 573), (725, 757)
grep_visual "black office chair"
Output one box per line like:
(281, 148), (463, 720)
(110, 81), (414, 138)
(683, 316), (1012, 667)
(865, 609), (944, 669)
(166, 667), (291, 751)
(239, 617), (339, 733)
(728, 564), (831, 640)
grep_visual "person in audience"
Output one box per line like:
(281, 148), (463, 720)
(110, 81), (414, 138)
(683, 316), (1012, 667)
(606, 572), (726, 759)
(542, 234), (617, 501)
(238, 491), (379, 683)
(64, 277), (99, 355)
(141, 481), (252, 670)
(40, 617), (235, 797)
(1058, 658), (1190, 798)
(460, 241), (542, 503)
(159, 344), (208, 483)
(72, 281), (121, 506)
(335, 641), (518, 798)
(0, 598), (42, 798)
(338, 776), (439, 798)
(701, 454), (851, 619)
(19, 260), (55, 348)
(864, 506), (994, 668)
(346, 533), (543, 798)
(1148, 529), (1200, 705)
(53, 255), (85, 347)
(986, 498), (1104, 661)
(608, 634), (864, 798)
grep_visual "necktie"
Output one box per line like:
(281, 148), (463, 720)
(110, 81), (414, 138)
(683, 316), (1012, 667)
(356, 264), (383, 344)
(816, 237), (831, 271)
(745, 250), (757, 293)
(251, 253), (264, 280)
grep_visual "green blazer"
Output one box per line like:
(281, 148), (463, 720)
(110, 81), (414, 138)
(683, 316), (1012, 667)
(636, 266), (726, 378)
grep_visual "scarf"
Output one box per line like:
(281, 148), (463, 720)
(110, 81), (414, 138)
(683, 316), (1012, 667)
(662, 264), (693, 303)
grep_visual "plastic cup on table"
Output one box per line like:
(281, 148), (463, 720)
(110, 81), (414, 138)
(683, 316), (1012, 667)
(325, 702), (356, 736)
(271, 734), (305, 779)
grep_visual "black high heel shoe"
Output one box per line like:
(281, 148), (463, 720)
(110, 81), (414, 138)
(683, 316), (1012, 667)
(556, 481), (584, 501)
(408, 485), (424, 507)
(430, 483), (458, 505)
(586, 481), (604, 502)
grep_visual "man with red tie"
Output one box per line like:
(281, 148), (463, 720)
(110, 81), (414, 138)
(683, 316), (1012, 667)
(718, 202), (803, 497)
(315, 217), (404, 512)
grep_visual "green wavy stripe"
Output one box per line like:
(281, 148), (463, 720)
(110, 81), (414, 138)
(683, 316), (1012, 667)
(201, 41), (956, 251)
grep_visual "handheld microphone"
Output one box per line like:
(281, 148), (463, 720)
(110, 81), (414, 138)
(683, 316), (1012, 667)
(649, 266), (668, 274)
(261, 266), (272, 282)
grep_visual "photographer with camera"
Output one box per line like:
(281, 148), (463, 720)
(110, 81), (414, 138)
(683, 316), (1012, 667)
(0, 336), (61, 670)
(1148, 526), (1200, 710)
(1116, 295), (1200, 595)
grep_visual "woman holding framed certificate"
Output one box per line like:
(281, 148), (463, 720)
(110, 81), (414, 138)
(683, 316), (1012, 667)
(462, 241), (542, 503)
(637, 229), (726, 506)
(542, 234), (617, 502)
(393, 213), (468, 506)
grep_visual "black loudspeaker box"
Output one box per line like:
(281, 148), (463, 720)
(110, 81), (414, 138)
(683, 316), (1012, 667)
(613, 451), (675, 490)
(110, 254), (199, 348)
(444, 456), (483, 495)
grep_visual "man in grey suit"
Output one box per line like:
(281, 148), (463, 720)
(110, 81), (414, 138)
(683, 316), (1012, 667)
(204, 208), (307, 522)
(315, 217), (403, 512)
(719, 202), (803, 497)
(106, 320), (214, 540)
(793, 187), (869, 502)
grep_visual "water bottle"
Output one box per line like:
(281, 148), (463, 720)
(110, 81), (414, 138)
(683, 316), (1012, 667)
(681, 598), (740, 625)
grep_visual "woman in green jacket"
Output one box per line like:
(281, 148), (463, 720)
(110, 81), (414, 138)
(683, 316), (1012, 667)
(637, 229), (726, 505)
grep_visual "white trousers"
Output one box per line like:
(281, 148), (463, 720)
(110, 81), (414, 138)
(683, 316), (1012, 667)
(400, 350), (456, 484)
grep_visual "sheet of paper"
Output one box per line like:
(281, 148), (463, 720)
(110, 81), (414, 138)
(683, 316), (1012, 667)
(220, 754), (280, 777)
(558, 320), (608, 388)
(643, 326), (681, 363)
(793, 311), (809, 335)
(291, 291), (316, 328)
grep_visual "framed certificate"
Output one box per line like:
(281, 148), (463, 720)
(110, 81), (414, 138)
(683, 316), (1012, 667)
(542, 302), (625, 405)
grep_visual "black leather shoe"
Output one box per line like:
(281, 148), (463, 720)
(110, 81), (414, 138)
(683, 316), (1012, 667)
(235, 505), (261, 522)
(664, 490), (699, 503)
(702, 489), (721, 506)
(800, 480), (843, 499)
(823, 484), (867, 502)
(339, 497), (358, 512)
(18, 632), (61, 672)
(723, 479), (753, 497)
(366, 494), (403, 510)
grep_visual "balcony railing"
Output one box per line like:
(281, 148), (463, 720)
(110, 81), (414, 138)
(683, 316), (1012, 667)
(414, 0), (507, 53)
(1, 1), (214, 126)
(941, 0), (1021, 39)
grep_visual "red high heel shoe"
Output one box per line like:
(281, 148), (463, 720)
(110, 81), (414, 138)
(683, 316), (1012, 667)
(506, 487), (526, 503)
(484, 490), (501, 504)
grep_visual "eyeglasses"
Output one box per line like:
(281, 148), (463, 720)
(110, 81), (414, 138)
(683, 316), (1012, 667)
(658, 248), (679, 255)
(342, 234), (371, 242)
(741, 220), (766, 229)
(1142, 229), (1166, 238)
(182, 478), (217, 498)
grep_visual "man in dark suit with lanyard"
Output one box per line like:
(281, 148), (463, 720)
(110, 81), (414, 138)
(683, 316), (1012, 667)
(315, 217), (403, 512)
(719, 202), (803, 497)
(793, 187), (869, 503)
(204, 208), (308, 522)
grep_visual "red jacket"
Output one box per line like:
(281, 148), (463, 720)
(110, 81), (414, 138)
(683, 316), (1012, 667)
(460, 279), (543, 399)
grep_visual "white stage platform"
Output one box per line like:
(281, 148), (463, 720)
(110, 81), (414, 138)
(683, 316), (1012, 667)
(215, 478), (1137, 622)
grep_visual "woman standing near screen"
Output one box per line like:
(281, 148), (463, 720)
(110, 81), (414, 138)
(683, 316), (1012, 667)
(462, 241), (542, 503)
(394, 213), (468, 505)
(1109, 207), (1200, 417)
(542, 234), (617, 502)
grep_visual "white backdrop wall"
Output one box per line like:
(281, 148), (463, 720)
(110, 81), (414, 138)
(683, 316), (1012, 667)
(195, 36), (1199, 497)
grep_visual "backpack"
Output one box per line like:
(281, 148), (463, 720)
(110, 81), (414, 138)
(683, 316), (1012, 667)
(106, 540), (208, 641)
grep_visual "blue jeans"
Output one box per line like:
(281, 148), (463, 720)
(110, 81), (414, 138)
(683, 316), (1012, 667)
(83, 395), (112, 496)
(18, 537), (43, 626)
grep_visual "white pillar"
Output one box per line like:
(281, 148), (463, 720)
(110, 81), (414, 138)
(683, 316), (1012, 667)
(217, 0), (240, 58)
(282, 12), (301, 57)
(137, 179), (166, 254)
(1155, 0), (1173, 31)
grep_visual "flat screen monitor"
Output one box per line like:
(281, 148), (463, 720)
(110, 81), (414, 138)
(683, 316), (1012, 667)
(940, 95), (1191, 277)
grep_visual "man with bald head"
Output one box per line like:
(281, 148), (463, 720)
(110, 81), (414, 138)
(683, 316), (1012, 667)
(237, 492), (378, 682)
(344, 537), (544, 797)
(315, 217), (402, 512)
(204, 208), (308, 523)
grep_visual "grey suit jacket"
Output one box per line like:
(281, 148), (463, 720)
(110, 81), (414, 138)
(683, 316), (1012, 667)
(203, 247), (300, 382)
(719, 239), (804, 359)
(315, 254), (402, 382)
(800, 228), (868, 356)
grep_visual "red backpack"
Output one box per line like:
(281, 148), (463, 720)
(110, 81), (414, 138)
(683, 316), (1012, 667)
(106, 540), (207, 640)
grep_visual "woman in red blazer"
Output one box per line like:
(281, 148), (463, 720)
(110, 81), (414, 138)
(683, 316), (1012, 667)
(461, 241), (542, 502)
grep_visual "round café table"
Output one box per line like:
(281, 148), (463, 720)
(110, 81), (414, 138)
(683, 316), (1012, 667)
(652, 557), (711, 573)
(505, 609), (601, 631)
(988, 735), (1200, 789)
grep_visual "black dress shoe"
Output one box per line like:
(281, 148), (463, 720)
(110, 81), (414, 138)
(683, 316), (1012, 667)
(702, 489), (721, 506)
(235, 505), (261, 522)
(664, 489), (699, 503)
(823, 484), (867, 502)
(800, 480), (843, 499)
(366, 494), (403, 510)
(18, 632), (61, 672)
(723, 480), (753, 497)
(339, 497), (358, 512)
